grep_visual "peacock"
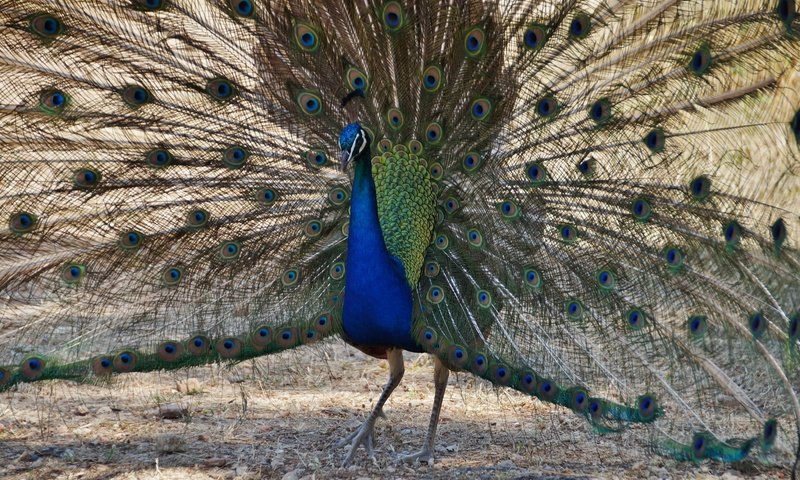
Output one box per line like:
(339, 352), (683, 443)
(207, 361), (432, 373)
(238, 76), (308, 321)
(1, 0), (800, 473)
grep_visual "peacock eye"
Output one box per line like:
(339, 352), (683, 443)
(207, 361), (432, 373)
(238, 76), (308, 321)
(382, 2), (404, 31)
(464, 26), (486, 57)
(206, 78), (235, 100)
(294, 22), (319, 52)
(30, 14), (63, 38)
(229, 0), (254, 17)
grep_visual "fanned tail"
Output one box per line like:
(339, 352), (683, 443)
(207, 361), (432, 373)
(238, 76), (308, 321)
(409, 0), (800, 467)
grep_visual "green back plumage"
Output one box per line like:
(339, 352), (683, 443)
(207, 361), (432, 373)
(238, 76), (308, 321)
(1, 0), (800, 472)
(373, 140), (436, 286)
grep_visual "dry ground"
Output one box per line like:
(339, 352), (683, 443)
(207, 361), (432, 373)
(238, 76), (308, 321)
(0, 339), (793, 480)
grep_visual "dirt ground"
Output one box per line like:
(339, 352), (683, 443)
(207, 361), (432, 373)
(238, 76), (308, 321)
(0, 339), (793, 480)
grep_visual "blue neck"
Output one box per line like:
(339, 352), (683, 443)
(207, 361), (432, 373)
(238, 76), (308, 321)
(349, 155), (387, 259)
(342, 152), (421, 352)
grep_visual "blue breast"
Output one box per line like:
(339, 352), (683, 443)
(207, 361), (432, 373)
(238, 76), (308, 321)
(342, 157), (422, 353)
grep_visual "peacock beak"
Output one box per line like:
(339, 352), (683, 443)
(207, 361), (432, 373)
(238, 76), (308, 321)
(340, 150), (351, 172)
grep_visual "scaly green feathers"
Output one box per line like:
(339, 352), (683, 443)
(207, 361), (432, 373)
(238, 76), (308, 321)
(373, 140), (436, 286)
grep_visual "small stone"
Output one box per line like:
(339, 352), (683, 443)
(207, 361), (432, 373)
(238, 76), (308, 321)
(156, 434), (186, 453)
(158, 403), (188, 419)
(17, 451), (39, 462)
(281, 469), (303, 480)
(495, 460), (516, 469)
(203, 458), (227, 467)
(96, 406), (113, 415)
(721, 473), (744, 480)
(74, 405), (89, 416)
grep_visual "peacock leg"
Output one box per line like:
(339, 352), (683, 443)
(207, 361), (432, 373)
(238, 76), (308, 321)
(339, 347), (404, 466)
(399, 355), (450, 465)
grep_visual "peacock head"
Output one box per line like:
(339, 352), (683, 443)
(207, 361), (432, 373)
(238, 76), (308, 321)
(338, 123), (371, 171)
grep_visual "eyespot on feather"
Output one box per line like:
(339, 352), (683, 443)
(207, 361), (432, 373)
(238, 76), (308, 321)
(523, 24), (547, 50)
(426, 285), (445, 304)
(282, 268), (300, 286)
(122, 85), (151, 107)
(490, 364), (511, 386)
(537, 378), (559, 402)
(30, 14), (63, 39)
(631, 198), (652, 221)
(422, 65), (443, 92)
(433, 233), (449, 250)
(329, 262), (345, 280)
(206, 78), (235, 100)
(346, 67), (369, 92)
(424, 122), (443, 145)
(424, 261), (440, 278)
(229, 0), (255, 18)
(40, 89), (68, 114)
(157, 341), (184, 362)
(499, 200), (520, 219)
(135, 0), (167, 10)
(187, 335), (211, 355)
(687, 315), (708, 338)
(113, 351), (138, 373)
(569, 13), (591, 39)
(386, 108), (404, 130)
(523, 266), (542, 289)
(464, 26), (486, 57)
(626, 308), (646, 330)
(119, 230), (143, 251)
(73, 168), (101, 189)
(689, 44), (712, 76)
(462, 151), (482, 172)
(520, 372), (537, 394)
(588, 98), (611, 124)
(313, 312), (334, 336)
(382, 2), (405, 31)
(276, 327), (299, 349)
(161, 265), (184, 286)
(223, 146), (249, 169)
(305, 149), (328, 169)
(217, 337), (242, 358)
(146, 149), (173, 168)
(252, 326), (273, 349)
(689, 175), (711, 200)
(92, 356), (114, 376)
(61, 264), (86, 284)
(256, 187), (277, 206)
(294, 22), (320, 52)
(186, 209), (210, 229)
(296, 91), (323, 115)
(470, 97), (493, 121)
(447, 345), (469, 369)
(21, 356), (46, 380)
(303, 219), (322, 238)
(9, 212), (37, 234)
(470, 353), (489, 375)
(217, 241), (241, 262)
(663, 246), (684, 270)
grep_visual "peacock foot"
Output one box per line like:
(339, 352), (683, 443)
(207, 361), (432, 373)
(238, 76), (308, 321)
(337, 417), (379, 467)
(398, 447), (434, 466)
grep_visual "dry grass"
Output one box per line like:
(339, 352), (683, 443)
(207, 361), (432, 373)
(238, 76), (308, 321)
(0, 339), (792, 480)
